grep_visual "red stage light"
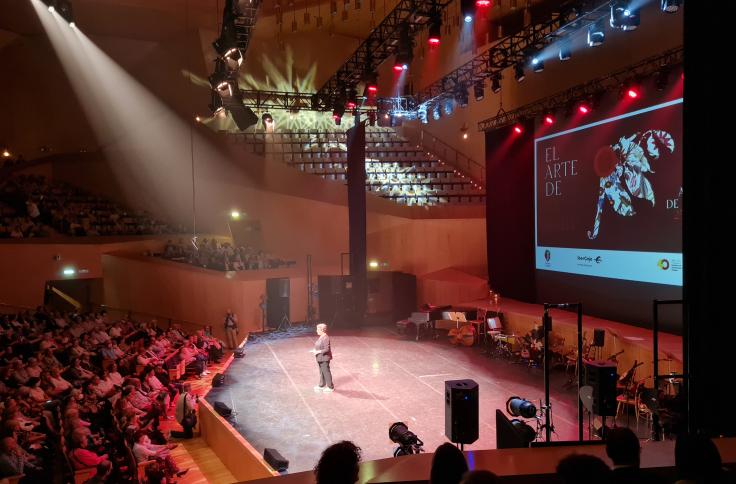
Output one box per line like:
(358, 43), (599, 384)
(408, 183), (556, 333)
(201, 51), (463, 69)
(544, 115), (554, 125)
(476, 0), (491, 6)
(578, 105), (589, 114)
(346, 102), (356, 110)
(428, 37), (440, 45)
(513, 124), (523, 134)
(393, 64), (404, 72)
(367, 85), (378, 93)
(627, 88), (639, 99)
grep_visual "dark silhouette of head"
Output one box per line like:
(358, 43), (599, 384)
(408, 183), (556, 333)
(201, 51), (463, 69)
(556, 454), (612, 484)
(430, 443), (469, 484)
(605, 427), (640, 467)
(675, 433), (723, 481)
(314, 440), (362, 484)
(460, 469), (499, 484)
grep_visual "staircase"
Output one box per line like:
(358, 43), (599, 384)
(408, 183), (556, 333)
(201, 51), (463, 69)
(234, 127), (486, 207)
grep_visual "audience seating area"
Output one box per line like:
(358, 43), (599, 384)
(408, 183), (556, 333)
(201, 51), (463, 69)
(233, 128), (487, 207)
(159, 237), (296, 272)
(0, 307), (227, 483)
(0, 175), (177, 238)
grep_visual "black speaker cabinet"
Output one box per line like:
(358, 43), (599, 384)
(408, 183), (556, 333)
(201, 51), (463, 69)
(212, 373), (225, 387)
(593, 328), (605, 347)
(445, 379), (479, 444)
(317, 275), (355, 326)
(266, 278), (290, 329)
(584, 361), (617, 416)
(214, 401), (232, 417)
(365, 271), (417, 323)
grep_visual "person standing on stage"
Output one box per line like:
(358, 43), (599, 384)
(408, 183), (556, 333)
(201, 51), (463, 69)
(224, 310), (239, 349)
(310, 323), (334, 393)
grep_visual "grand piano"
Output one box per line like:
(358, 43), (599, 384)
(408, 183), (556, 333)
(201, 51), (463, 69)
(397, 304), (450, 341)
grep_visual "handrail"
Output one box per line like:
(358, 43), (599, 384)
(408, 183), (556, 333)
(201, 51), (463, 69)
(406, 127), (486, 185)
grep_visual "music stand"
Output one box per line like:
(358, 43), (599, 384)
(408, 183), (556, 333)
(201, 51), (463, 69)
(277, 312), (292, 331)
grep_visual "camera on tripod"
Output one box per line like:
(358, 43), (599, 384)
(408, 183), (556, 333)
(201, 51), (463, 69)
(389, 422), (424, 457)
(505, 396), (554, 445)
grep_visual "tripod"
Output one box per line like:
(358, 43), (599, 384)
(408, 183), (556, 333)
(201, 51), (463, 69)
(276, 312), (292, 331)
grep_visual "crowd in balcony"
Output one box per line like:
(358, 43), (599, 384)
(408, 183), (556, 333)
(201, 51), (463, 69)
(0, 175), (178, 238)
(160, 238), (295, 272)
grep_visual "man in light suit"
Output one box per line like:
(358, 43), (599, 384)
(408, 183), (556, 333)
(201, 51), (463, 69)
(310, 324), (334, 393)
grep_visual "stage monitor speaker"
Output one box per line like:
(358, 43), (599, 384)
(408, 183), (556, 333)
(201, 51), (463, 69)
(445, 379), (479, 444)
(593, 328), (605, 347)
(212, 373), (225, 387)
(214, 401), (232, 417)
(263, 448), (289, 472)
(266, 278), (290, 329)
(583, 361), (617, 416)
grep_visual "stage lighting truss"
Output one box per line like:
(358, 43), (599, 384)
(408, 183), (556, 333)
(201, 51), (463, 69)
(313, 0), (453, 111)
(414, 0), (611, 107)
(478, 46), (682, 132)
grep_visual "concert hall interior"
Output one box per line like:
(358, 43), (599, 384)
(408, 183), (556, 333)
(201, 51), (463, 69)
(0, 1), (729, 483)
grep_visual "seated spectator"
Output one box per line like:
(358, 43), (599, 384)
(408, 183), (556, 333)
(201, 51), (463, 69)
(430, 443), (468, 484)
(69, 437), (109, 470)
(460, 470), (498, 484)
(82, 460), (113, 484)
(556, 454), (612, 484)
(132, 433), (187, 480)
(605, 427), (666, 484)
(314, 440), (361, 484)
(0, 436), (43, 479)
(675, 433), (726, 483)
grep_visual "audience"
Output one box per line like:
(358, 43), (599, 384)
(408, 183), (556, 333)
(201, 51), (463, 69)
(0, 306), (227, 482)
(430, 442), (469, 484)
(675, 433), (727, 483)
(556, 454), (612, 484)
(606, 427), (667, 484)
(314, 440), (362, 484)
(460, 470), (498, 484)
(161, 237), (294, 272)
(0, 174), (177, 238)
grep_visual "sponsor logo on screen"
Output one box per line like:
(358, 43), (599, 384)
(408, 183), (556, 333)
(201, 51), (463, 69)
(658, 259), (670, 270)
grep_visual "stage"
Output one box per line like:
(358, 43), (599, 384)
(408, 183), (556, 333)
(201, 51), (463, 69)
(207, 325), (587, 474)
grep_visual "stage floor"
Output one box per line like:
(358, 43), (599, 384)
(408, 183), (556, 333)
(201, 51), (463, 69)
(207, 325), (592, 474)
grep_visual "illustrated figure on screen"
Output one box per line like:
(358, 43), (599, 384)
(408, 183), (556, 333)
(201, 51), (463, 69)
(587, 129), (675, 239)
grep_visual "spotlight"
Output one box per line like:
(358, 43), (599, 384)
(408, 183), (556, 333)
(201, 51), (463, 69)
(394, 23), (414, 70)
(476, 0), (491, 6)
(626, 87), (639, 99)
(432, 103), (441, 120)
(611, 2), (639, 30)
(332, 101), (345, 125)
(588, 18), (605, 47)
(48, 5), (55, 12)
(473, 81), (485, 101)
(62, 267), (76, 276)
(364, 69), (378, 96)
(660, 0), (681, 13)
(223, 48), (244, 71)
(559, 42), (571, 61)
(208, 90), (225, 115)
(578, 103), (590, 114)
(231, 210), (241, 220)
(544, 114), (555, 125)
(491, 77), (501, 93)
(461, 0), (474, 23)
(456, 86), (469, 107)
(2, 149), (11, 158)
(532, 57), (544, 73)
(262, 113), (273, 125)
(389, 422), (424, 457)
(506, 397), (537, 418)
(655, 66), (670, 91)
(428, 16), (442, 45)
(443, 98), (454, 116)
(514, 63), (525, 82)
(48, 0), (74, 24)
(69, 21), (76, 28)
(513, 124), (523, 134)
(511, 419), (537, 445)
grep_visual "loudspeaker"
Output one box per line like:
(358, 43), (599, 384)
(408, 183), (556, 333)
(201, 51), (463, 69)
(212, 373), (225, 387)
(263, 448), (289, 472)
(233, 348), (245, 358)
(593, 328), (605, 347)
(583, 361), (617, 416)
(445, 379), (479, 444)
(266, 278), (290, 329)
(214, 401), (232, 417)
